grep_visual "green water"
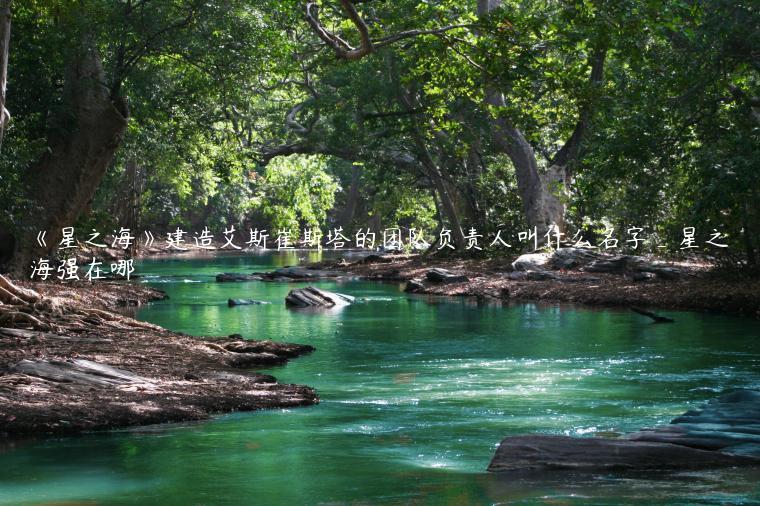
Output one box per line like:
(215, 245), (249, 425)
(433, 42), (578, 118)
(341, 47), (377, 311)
(1, 252), (759, 505)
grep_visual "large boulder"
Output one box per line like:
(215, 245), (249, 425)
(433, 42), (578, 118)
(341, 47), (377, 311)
(511, 252), (552, 272)
(511, 248), (681, 279)
(285, 286), (355, 308)
(628, 390), (760, 455)
(488, 389), (760, 473)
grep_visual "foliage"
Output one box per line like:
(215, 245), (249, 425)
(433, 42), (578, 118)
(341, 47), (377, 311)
(0, 0), (756, 264)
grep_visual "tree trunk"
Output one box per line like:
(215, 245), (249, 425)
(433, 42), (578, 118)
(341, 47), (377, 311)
(0, 0), (11, 151)
(489, 110), (567, 237)
(6, 47), (128, 275)
(338, 164), (362, 228)
(428, 164), (467, 250)
(478, 0), (565, 238)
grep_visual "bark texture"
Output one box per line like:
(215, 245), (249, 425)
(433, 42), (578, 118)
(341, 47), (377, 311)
(7, 47), (128, 275)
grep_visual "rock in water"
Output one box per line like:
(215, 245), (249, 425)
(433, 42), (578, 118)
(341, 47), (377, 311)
(488, 390), (760, 473)
(628, 390), (760, 456)
(404, 279), (425, 293)
(254, 267), (343, 282)
(425, 268), (469, 284)
(216, 273), (262, 282)
(487, 435), (758, 472)
(228, 298), (269, 307)
(285, 286), (355, 308)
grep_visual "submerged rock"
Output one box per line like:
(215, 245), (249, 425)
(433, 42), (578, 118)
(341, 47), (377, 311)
(216, 273), (262, 282)
(285, 286), (355, 308)
(227, 298), (270, 307)
(257, 267), (343, 281)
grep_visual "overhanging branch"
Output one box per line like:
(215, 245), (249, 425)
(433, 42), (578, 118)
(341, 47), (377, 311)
(305, 1), (469, 61)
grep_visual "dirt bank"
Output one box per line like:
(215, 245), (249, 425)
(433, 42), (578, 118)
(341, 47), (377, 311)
(0, 277), (317, 437)
(317, 254), (760, 318)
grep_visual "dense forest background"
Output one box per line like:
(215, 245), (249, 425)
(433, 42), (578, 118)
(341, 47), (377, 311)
(0, 0), (757, 272)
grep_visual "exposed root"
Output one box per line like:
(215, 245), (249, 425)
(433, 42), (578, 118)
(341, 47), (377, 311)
(0, 309), (52, 331)
(0, 276), (152, 333)
(0, 274), (40, 304)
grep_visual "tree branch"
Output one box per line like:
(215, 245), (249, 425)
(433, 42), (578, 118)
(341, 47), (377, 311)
(305, 1), (469, 61)
(550, 46), (607, 171)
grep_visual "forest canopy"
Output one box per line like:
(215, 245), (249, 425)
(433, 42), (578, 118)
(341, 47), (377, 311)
(0, 0), (757, 272)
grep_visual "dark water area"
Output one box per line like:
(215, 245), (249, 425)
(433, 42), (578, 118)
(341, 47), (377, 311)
(1, 252), (758, 504)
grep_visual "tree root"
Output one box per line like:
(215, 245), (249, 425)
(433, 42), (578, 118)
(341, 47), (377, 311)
(0, 276), (161, 334)
(0, 275), (40, 304)
(0, 309), (52, 331)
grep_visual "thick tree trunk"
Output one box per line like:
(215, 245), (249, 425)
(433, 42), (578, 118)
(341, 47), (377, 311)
(478, 0), (566, 238)
(489, 109), (567, 236)
(7, 47), (128, 275)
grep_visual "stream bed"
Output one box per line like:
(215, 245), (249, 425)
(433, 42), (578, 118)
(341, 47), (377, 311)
(1, 252), (758, 505)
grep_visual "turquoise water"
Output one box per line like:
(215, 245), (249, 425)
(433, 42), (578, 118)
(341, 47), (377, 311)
(1, 251), (759, 505)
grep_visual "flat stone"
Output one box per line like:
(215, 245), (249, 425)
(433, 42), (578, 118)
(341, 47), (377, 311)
(285, 286), (355, 308)
(526, 270), (558, 281)
(425, 268), (469, 284)
(487, 435), (759, 472)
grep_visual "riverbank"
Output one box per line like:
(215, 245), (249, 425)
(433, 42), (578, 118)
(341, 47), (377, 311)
(0, 277), (317, 437)
(311, 253), (760, 318)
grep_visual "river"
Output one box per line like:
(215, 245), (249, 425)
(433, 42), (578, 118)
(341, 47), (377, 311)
(1, 252), (758, 504)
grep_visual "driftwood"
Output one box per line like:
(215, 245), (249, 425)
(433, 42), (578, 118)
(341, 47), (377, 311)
(0, 275), (162, 334)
